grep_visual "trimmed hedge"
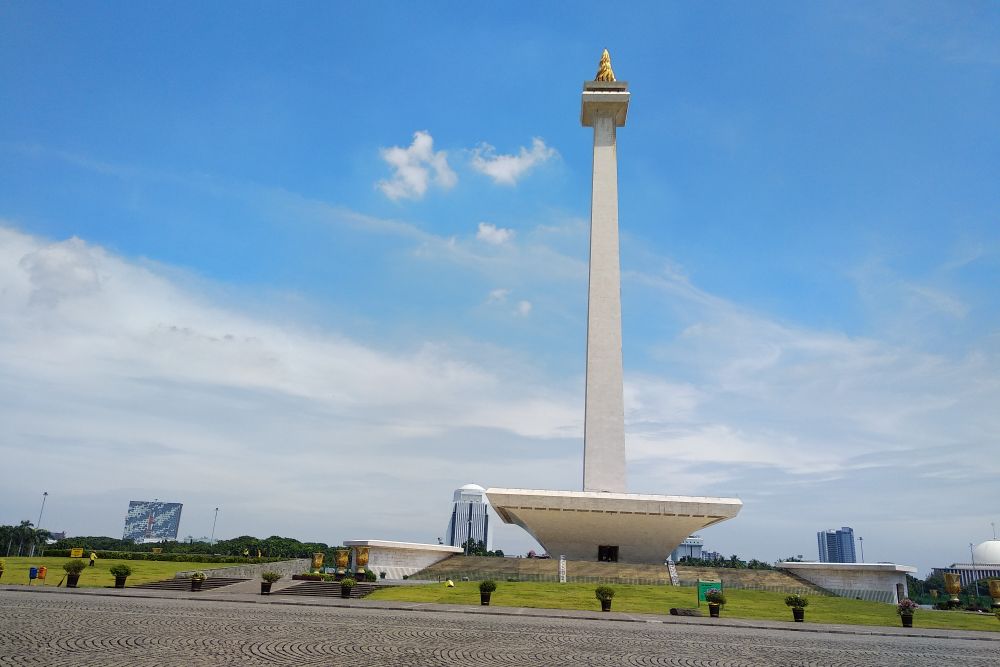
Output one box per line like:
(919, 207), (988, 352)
(42, 550), (287, 564)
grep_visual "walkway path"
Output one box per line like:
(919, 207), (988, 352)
(1, 588), (996, 666)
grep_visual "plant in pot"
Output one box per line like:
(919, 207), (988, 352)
(260, 571), (282, 595)
(479, 579), (497, 606)
(190, 571), (207, 591)
(109, 564), (132, 589)
(0, 559), (5, 580)
(595, 585), (616, 612)
(63, 559), (87, 588)
(340, 577), (357, 598)
(897, 598), (918, 628)
(784, 594), (808, 622)
(704, 588), (726, 618)
(379, 571), (387, 580)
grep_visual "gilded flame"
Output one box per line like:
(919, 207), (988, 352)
(595, 49), (616, 82)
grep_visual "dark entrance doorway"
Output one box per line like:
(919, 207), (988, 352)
(598, 545), (619, 562)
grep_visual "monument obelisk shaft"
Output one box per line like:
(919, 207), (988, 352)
(581, 51), (630, 493)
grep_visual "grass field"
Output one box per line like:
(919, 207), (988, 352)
(0, 556), (231, 589)
(367, 581), (1000, 633)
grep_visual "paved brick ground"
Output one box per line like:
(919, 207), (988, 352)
(1, 589), (997, 666)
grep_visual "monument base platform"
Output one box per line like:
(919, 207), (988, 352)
(485, 488), (742, 565)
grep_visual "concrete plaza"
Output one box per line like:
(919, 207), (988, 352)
(1, 589), (997, 666)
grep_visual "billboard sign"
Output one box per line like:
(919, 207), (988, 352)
(123, 501), (183, 542)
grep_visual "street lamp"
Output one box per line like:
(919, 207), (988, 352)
(858, 536), (864, 563)
(29, 491), (48, 558)
(210, 508), (219, 545)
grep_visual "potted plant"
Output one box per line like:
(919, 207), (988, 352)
(63, 559), (86, 588)
(897, 598), (918, 628)
(0, 559), (5, 580)
(190, 571), (207, 592)
(595, 585), (616, 612)
(704, 588), (726, 618)
(260, 571), (282, 595)
(479, 579), (497, 606)
(109, 564), (132, 589)
(340, 577), (356, 598)
(784, 594), (808, 622)
(379, 571), (387, 580)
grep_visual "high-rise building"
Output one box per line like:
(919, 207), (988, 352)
(446, 484), (492, 551)
(817, 527), (856, 563)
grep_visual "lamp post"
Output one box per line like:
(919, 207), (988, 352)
(858, 536), (864, 563)
(210, 508), (219, 545)
(28, 492), (48, 558)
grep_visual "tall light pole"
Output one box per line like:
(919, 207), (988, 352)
(210, 508), (219, 545)
(858, 536), (864, 563)
(29, 491), (48, 558)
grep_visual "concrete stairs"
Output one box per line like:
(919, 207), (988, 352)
(271, 581), (378, 599)
(133, 577), (250, 592)
(412, 556), (828, 595)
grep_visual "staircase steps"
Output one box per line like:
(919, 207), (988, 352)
(412, 556), (828, 594)
(133, 577), (250, 592)
(271, 581), (378, 599)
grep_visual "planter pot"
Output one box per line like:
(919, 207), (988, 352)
(481, 592), (492, 606)
(66, 574), (80, 588)
(191, 579), (204, 592)
(792, 608), (804, 622)
(261, 582), (272, 595)
(114, 576), (127, 589)
(600, 599), (612, 612)
(341, 587), (353, 599)
(901, 614), (913, 628)
(708, 603), (720, 618)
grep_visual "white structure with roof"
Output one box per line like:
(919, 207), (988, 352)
(934, 539), (1000, 587)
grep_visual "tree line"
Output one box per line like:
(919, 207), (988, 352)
(1, 521), (52, 557)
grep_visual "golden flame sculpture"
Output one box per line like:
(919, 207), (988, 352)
(595, 49), (616, 82)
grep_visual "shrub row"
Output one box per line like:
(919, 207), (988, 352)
(42, 550), (287, 564)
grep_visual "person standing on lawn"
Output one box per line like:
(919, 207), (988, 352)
(89, 552), (97, 567)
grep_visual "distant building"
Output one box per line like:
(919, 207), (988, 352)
(933, 539), (1000, 587)
(817, 527), (856, 563)
(446, 484), (492, 551)
(123, 500), (183, 543)
(670, 535), (703, 561)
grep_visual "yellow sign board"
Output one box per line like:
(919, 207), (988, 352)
(70, 548), (84, 558)
(151, 548), (163, 554)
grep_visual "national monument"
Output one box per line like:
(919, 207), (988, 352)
(487, 51), (742, 564)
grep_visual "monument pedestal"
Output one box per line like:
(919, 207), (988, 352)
(486, 488), (741, 564)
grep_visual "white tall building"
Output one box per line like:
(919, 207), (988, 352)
(445, 484), (493, 551)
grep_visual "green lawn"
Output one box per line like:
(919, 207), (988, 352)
(0, 556), (231, 589)
(367, 581), (1000, 633)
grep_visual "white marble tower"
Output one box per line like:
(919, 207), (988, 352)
(487, 51), (742, 564)
(581, 51), (630, 493)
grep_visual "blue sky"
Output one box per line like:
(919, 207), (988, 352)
(2, 2), (998, 573)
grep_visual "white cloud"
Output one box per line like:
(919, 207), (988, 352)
(516, 300), (533, 317)
(377, 130), (457, 200)
(487, 288), (510, 303)
(476, 222), (515, 245)
(470, 137), (557, 185)
(0, 226), (580, 549)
